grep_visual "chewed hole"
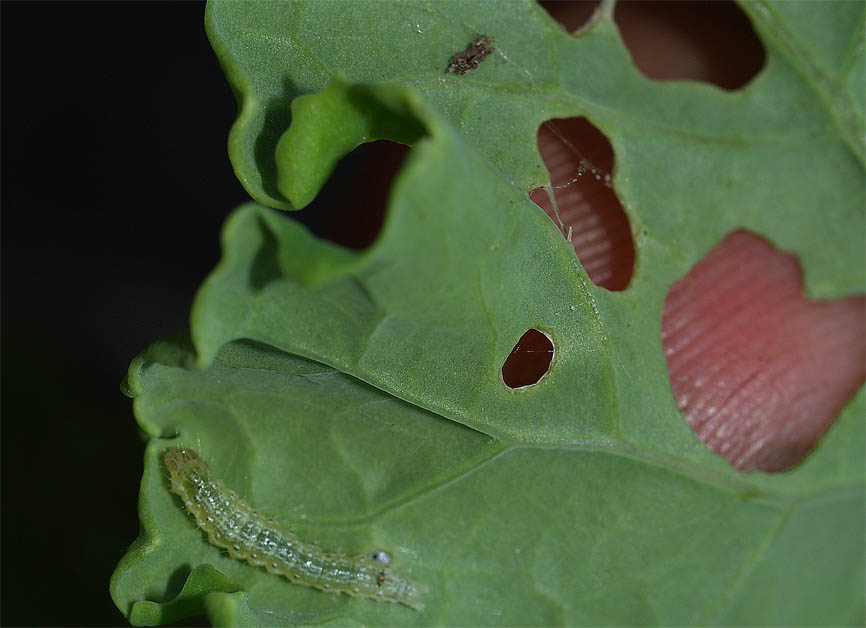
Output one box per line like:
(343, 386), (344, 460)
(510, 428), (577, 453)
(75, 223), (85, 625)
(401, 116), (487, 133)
(502, 329), (554, 389)
(292, 140), (409, 250)
(614, 1), (765, 90)
(661, 229), (865, 472)
(537, 1), (599, 34)
(529, 117), (635, 291)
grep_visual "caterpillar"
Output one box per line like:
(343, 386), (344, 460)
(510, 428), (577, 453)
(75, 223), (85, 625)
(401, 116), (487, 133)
(163, 448), (424, 611)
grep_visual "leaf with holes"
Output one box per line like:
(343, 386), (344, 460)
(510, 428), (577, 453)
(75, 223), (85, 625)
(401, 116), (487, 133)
(112, 1), (865, 626)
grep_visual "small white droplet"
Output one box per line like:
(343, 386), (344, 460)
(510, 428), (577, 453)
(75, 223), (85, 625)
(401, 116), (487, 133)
(371, 551), (392, 565)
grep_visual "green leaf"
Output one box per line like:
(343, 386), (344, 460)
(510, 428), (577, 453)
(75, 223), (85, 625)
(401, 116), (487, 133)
(275, 78), (425, 207)
(113, 1), (865, 625)
(206, 0), (864, 297)
(192, 77), (862, 493)
(111, 339), (864, 626)
(127, 565), (241, 626)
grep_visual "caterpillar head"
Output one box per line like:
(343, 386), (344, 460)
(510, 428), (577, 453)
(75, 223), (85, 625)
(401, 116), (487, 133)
(164, 448), (211, 485)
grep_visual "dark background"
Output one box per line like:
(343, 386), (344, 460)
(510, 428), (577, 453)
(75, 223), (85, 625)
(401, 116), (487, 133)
(2, 2), (247, 625)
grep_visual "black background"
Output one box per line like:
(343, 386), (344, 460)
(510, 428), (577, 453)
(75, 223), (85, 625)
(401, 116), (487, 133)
(2, 2), (248, 625)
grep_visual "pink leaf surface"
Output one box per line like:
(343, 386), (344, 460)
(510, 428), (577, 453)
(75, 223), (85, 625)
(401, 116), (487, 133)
(661, 230), (865, 471)
(530, 117), (635, 291)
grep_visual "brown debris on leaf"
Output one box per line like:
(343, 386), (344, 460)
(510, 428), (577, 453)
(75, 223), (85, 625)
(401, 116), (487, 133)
(445, 36), (494, 75)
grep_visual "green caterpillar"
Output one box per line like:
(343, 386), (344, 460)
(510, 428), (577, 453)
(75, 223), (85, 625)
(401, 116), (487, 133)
(164, 448), (424, 610)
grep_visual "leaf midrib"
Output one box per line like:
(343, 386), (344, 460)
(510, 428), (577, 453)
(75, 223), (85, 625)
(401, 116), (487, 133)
(747, 0), (866, 166)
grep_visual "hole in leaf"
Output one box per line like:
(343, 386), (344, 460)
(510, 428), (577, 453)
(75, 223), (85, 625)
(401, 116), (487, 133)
(614, 1), (765, 90)
(538, 1), (600, 34)
(661, 229), (865, 472)
(502, 329), (555, 389)
(292, 140), (409, 250)
(529, 117), (635, 291)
